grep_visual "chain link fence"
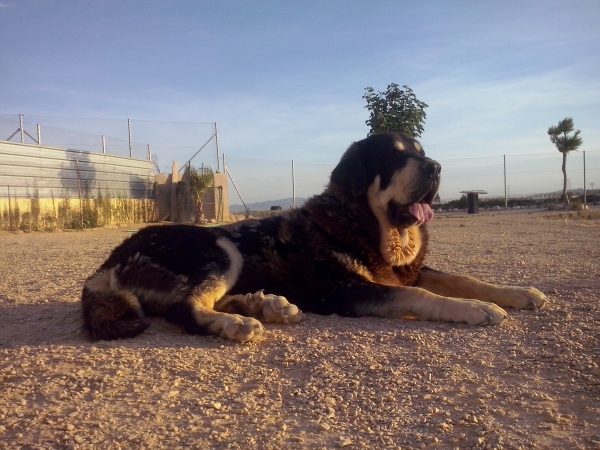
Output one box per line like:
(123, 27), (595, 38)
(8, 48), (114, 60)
(218, 150), (600, 211)
(0, 114), (221, 171)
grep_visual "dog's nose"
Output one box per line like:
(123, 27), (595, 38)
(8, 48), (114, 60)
(423, 161), (441, 178)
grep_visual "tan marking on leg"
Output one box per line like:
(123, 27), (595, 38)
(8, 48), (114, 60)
(183, 281), (264, 343)
(190, 278), (229, 311)
(417, 269), (548, 310)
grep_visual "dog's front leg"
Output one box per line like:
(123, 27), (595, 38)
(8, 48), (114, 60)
(335, 284), (509, 326)
(416, 267), (548, 310)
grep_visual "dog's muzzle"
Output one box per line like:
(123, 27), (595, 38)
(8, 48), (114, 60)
(388, 159), (441, 227)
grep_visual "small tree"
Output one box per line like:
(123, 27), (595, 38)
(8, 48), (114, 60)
(547, 118), (582, 204)
(363, 84), (428, 137)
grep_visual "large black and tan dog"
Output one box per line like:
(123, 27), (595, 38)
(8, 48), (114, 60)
(81, 132), (547, 342)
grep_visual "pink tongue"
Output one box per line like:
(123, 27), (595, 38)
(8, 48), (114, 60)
(408, 203), (434, 223)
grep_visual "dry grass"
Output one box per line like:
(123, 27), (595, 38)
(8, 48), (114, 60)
(0, 190), (156, 231)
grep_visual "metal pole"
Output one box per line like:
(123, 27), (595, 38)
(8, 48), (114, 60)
(292, 159), (296, 208)
(224, 155), (250, 216)
(503, 155), (507, 208)
(102, 136), (106, 154)
(179, 135), (216, 172)
(128, 119), (132, 158)
(37, 124), (41, 146)
(147, 144), (152, 161)
(583, 150), (587, 208)
(226, 169), (250, 216)
(19, 114), (24, 143)
(215, 123), (221, 172)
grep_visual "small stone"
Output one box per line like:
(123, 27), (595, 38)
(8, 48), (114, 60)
(213, 403), (222, 410)
(339, 438), (352, 447)
(324, 397), (336, 407)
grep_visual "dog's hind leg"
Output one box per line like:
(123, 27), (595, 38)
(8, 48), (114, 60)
(165, 277), (264, 343)
(214, 290), (303, 324)
(82, 269), (150, 340)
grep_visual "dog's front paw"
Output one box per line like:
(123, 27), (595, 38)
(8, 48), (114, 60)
(212, 315), (264, 343)
(490, 286), (549, 310)
(261, 293), (303, 324)
(451, 299), (509, 326)
(245, 290), (303, 324)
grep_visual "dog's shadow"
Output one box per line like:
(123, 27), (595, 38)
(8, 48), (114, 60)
(0, 300), (225, 350)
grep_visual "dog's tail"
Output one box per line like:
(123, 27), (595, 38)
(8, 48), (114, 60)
(81, 269), (149, 340)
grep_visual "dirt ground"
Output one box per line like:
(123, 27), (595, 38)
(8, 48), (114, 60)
(1, 210), (599, 450)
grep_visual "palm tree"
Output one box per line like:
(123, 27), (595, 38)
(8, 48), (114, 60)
(188, 166), (214, 224)
(547, 118), (582, 204)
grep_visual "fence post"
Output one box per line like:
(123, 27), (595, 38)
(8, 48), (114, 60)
(215, 122), (221, 172)
(102, 135), (106, 154)
(19, 114), (24, 143)
(128, 119), (132, 158)
(583, 150), (586, 208)
(37, 124), (41, 146)
(503, 155), (507, 208)
(147, 144), (152, 161)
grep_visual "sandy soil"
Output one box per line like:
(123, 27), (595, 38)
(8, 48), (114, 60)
(1, 211), (599, 450)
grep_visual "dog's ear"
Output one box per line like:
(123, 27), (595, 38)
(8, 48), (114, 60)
(330, 144), (368, 196)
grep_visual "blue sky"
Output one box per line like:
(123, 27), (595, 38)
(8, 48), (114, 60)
(1, 0), (599, 200)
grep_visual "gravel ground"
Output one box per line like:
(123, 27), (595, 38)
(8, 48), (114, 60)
(1, 210), (599, 450)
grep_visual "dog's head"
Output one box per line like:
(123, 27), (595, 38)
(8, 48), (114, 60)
(331, 132), (441, 229)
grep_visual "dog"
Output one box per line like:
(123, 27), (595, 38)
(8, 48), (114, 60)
(81, 132), (548, 342)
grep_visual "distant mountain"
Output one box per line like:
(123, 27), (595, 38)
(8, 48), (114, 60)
(528, 188), (589, 199)
(229, 197), (307, 213)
